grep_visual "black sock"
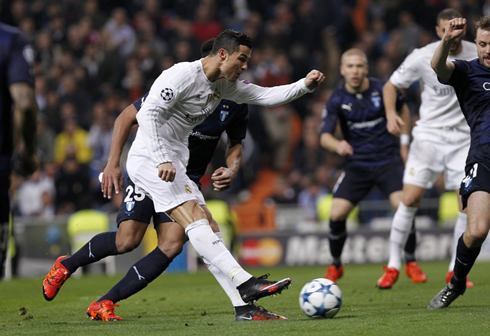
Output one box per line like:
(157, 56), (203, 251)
(234, 303), (252, 314)
(98, 248), (172, 303)
(404, 220), (416, 263)
(328, 219), (347, 266)
(451, 236), (481, 291)
(61, 232), (118, 273)
(237, 276), (255, 290)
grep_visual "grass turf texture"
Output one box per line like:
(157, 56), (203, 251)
(1, 261), (490, 336)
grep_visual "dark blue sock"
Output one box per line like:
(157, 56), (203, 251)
(451, 236), (481, 290)
(328, 219), (347, 266)
(404, 220), (416, 263)
(98, 248), (172, 303)
(61, 232), (118, 273)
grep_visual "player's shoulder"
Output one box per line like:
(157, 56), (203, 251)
(328, 84), (348, 104)
(367, 77), (385, 91)
(408, 41), (439, 58)
(0, 22), (26, 45)
(156, 60), (201, 90)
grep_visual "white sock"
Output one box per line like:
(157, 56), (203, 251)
(448, 212), (467, 271)
(388, 203), (418, 270)
(185, 219), (252, 286)
(203, 232), (247, 307)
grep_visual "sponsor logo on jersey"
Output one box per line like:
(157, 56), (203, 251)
(160, 88), (174, 101)
(189, 130), (219, 140)
(185, 185), (192, 194)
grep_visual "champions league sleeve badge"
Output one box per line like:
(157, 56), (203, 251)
(160, 88), (174, 102)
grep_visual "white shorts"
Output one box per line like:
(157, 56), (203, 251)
(127, 152), (204, 213)
(403, 132), (470, 190)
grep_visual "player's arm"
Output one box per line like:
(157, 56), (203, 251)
(383, 80), (405, 136)
(212, 138), (243, 191)
(431, 18), (465, 82)
(10, 82), (38, 175)
(229, 70), (324, 107)
(398, 103), (411, 164)
(101, 104), (138, 199)
(320, 132), (353, 156)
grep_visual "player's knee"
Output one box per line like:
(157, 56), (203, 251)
(330, 211), (348, 222)
(116, 235), (141, 253)
(159, 239), (184, 259)
(401, 195), (421, 208)
(466, 227), (488, 247)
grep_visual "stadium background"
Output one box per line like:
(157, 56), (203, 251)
(3, 0), (490, 278)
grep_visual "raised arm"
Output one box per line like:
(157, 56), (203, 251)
(431, 18), (466, 82)
(101, 104), (138, 199)
(10, 82), (38, 175)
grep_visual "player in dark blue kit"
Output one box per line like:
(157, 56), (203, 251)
(429, 16), (490, 309)
(43, 40), (286, 321)
(0, 22), (37, 279)
(320, 49), (425, 285)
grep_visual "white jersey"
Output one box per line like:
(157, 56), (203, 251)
(129, 59), (311, 168)
(390, 40), (476, 135)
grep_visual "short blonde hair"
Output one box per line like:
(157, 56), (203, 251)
(340, 48), (368, 65)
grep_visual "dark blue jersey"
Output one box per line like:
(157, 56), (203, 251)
(133, 95), (248, 186)
(443, 59), (490, 163)
(0, 23), (34, 160)
(320, 77), (403, 167)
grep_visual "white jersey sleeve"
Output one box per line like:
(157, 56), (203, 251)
(389, 48), (422, 89)
(223, 78), (312, 106)
(135, 67), (188, 167)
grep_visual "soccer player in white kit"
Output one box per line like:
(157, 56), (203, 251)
(377, 9), (476, 289)
(127, 29), (325, 301)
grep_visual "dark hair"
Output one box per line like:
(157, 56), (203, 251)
(210, 29), (252, 56)
(475, 16), (490, 33)
(437, 8), (462, 24)
(200, 38), (215, 57)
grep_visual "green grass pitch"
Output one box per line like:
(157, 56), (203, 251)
(1, 261), (490, 335)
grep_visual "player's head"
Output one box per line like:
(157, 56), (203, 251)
(210, 29), (252, 82)
(201, 38), (215, 58)
(436, 8), (464, 55)
(475, 16), (490, 68)
(340, 48), (369, 93)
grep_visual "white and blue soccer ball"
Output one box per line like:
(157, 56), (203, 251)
(299, 278), (342, 318)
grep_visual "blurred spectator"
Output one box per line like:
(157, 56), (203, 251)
(87, 102), (114, 177)
(16, 166), (55, 219)
(36, 113), (56, 164)
(54, 115), (92, 165)
(297, 173), (329, 222)
(192, 3), (223, 43)
(55, 155), (92, 214)
(103, 7), (137, 58)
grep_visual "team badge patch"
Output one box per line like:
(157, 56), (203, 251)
(371, 95), (381, 110)
(220, 109), (229, 122)
(125, 201), (135, 215)
(185, 185), (192, 194)
(161, 88), (174, 101)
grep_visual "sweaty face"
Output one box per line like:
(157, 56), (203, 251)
(340, 54), (368, 92)
(221, 45), (251, 81)
(476, 28), (490, 69)
(437, 19), (464, 55)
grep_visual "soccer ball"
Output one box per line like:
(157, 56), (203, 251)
(299, 278), (342, 318)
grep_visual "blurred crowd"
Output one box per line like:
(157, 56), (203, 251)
(4, 0), (489, 223)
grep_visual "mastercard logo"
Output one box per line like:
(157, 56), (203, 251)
(239, 238), (283, 266)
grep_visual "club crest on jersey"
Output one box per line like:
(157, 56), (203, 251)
(206, 89), (221, 105)
(185, 185), (192, 194)
(220, 105), (230, 123)
(125, 201), (135, 215)
(160, 88), (174, 101)
(371, 94), (381, 110)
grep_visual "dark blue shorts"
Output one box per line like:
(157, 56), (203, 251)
(116, 176), (173, 227)
(460, 145), (490, 209)
(333, 158), (404, 205)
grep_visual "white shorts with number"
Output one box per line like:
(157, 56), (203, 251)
(403, 128), (470, 190)
(127, 151), (204, 213)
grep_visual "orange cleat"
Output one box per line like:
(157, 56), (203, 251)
(405, 261), (428, 283)
(43, 255), (71, 301)
(87, 300), (123, 322)
(446, 271), (474, 288)
(325, 265), (344, 282)
(377, 266), (399, 289)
